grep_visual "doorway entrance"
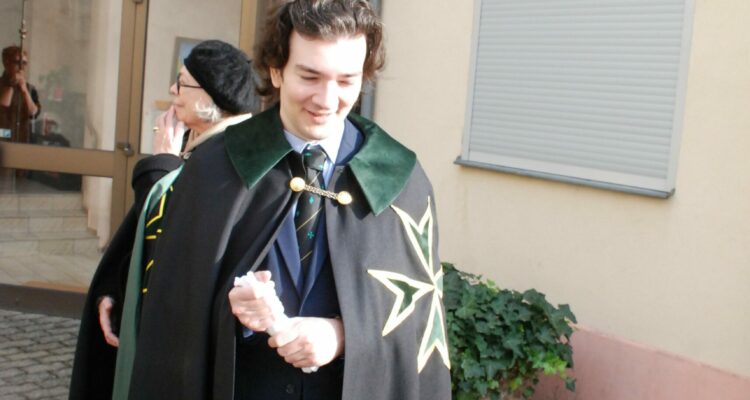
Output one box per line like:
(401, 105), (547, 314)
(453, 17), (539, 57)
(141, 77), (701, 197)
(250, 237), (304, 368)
(0, 0), (261, 293)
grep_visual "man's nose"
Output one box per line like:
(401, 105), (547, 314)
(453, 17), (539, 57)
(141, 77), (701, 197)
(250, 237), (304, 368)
(312, 81), (338, 110)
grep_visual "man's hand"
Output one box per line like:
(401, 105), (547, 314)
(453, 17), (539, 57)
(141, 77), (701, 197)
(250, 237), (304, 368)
(153, 106), (186, 155)
(229, 271), (284, 332)
(11, 72), (37, 115)
(97, 296), (120, 347)
(269, 317), (344, 369)
(13, 72), (27, 92)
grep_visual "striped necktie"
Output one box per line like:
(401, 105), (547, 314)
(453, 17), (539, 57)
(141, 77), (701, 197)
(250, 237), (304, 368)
(295, 145), (327, 269)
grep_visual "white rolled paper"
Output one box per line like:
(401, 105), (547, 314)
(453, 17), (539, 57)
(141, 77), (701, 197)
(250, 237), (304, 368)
(233, 272), (319, 373)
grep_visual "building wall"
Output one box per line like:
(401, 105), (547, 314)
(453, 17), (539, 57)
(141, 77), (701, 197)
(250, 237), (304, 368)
(376, 0), (750, 381)
(0, 2), (23, 50)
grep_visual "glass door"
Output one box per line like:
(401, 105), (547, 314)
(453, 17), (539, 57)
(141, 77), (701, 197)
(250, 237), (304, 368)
(0, 0), (131, 291)
(0, 0), (262, 292)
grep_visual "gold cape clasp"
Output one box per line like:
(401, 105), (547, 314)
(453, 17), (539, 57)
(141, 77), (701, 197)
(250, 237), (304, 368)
(289, 177), (352, 205)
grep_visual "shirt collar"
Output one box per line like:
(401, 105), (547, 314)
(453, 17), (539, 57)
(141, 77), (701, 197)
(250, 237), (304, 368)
(283, 123), (344, 165)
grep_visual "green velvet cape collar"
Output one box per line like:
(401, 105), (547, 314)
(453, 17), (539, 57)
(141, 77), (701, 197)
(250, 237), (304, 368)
(224, 106), (416, 216)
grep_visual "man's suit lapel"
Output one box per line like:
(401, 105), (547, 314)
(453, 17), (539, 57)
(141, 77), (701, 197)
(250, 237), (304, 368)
(276, 210), (305, 300)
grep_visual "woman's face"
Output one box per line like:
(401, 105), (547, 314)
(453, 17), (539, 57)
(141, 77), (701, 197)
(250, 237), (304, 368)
(169, 66), (211, 131)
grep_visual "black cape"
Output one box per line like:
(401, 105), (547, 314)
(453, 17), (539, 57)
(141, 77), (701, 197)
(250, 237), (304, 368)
(97, 107), (451, 399)
(68, 154), (183, 400)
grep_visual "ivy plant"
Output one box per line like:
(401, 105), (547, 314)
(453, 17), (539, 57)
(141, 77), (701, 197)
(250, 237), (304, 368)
(442, 262), (577, 400)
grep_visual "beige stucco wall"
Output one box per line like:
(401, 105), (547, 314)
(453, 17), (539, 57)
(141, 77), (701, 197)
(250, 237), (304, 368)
(376, 0), (750, 377)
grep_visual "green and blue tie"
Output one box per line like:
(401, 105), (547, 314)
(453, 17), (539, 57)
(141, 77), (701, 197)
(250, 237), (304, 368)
(295, 145), (327, 270)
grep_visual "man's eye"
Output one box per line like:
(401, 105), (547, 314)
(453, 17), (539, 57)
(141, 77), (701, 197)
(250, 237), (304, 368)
(301, 76), (316, 81)
(339, 80), (353, 87)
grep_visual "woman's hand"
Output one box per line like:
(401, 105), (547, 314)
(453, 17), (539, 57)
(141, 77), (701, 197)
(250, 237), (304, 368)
(153, 106), (186, 155)
(97, 296), (120, 347)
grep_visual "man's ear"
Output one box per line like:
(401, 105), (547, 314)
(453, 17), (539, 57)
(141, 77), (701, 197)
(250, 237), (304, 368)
(270, 68), (283, 88)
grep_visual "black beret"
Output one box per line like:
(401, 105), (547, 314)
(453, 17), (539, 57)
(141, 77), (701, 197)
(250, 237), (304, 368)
(183, 40), (255, 114)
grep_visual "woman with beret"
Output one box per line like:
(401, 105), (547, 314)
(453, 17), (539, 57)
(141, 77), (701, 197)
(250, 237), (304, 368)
(69, 40), (257, 400)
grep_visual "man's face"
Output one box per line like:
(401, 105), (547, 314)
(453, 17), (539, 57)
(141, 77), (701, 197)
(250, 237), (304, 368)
(3, 53), (26, 75)
(271, 31), (366, 142)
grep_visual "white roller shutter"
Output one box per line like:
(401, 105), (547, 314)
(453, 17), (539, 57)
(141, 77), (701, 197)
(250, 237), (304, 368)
(459, 0), (695, 197)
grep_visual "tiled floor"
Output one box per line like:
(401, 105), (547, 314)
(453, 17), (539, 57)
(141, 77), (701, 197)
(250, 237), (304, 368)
(0, 254), (98, 289)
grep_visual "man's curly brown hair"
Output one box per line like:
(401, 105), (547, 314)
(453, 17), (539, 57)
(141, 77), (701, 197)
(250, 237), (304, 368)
(2, 46), (25, 67)
(254, 0), (385, 100)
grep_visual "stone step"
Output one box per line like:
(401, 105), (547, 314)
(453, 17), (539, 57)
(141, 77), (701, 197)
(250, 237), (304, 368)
(0, 193), (84, 212)
(0, 230), (100, 257)
(0, 209), (89, 234)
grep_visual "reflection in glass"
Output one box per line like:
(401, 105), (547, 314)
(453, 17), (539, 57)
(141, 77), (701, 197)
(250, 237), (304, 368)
(0, 168), (109, 290)
(0, 0), (121, 152)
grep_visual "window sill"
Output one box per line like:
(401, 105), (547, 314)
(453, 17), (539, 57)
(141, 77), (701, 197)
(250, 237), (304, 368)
(454, 156), (674, 199)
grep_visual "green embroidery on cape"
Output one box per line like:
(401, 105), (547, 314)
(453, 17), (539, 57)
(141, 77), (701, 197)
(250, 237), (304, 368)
(419, 293), (448, 371)
(394, 280), (419, 313)
(367, 270), (433, 337)
(369, 197), (451, 373)
(409, 224), (429, 261)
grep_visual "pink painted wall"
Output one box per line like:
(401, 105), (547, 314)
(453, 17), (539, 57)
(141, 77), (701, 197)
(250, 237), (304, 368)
(532, 327), (750, 400)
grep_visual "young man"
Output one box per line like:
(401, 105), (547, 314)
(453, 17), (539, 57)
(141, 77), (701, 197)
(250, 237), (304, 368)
(0, 45), (40, 143)
(114, 1), (451, 399)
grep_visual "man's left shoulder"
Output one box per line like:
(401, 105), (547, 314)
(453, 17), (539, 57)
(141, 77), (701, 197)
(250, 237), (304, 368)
(391, 160), (435, 212)
(347, 113), (416, 159)
(346, 113), (426, 215)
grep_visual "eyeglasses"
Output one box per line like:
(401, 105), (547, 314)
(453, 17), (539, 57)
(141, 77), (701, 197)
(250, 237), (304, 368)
(175, 73), (201, 93)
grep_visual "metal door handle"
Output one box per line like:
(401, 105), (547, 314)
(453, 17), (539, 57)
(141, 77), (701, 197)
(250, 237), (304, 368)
(116, 141), (135, 157)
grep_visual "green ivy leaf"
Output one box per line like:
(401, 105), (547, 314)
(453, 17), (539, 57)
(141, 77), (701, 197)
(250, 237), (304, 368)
(443, 263), (577, 400)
